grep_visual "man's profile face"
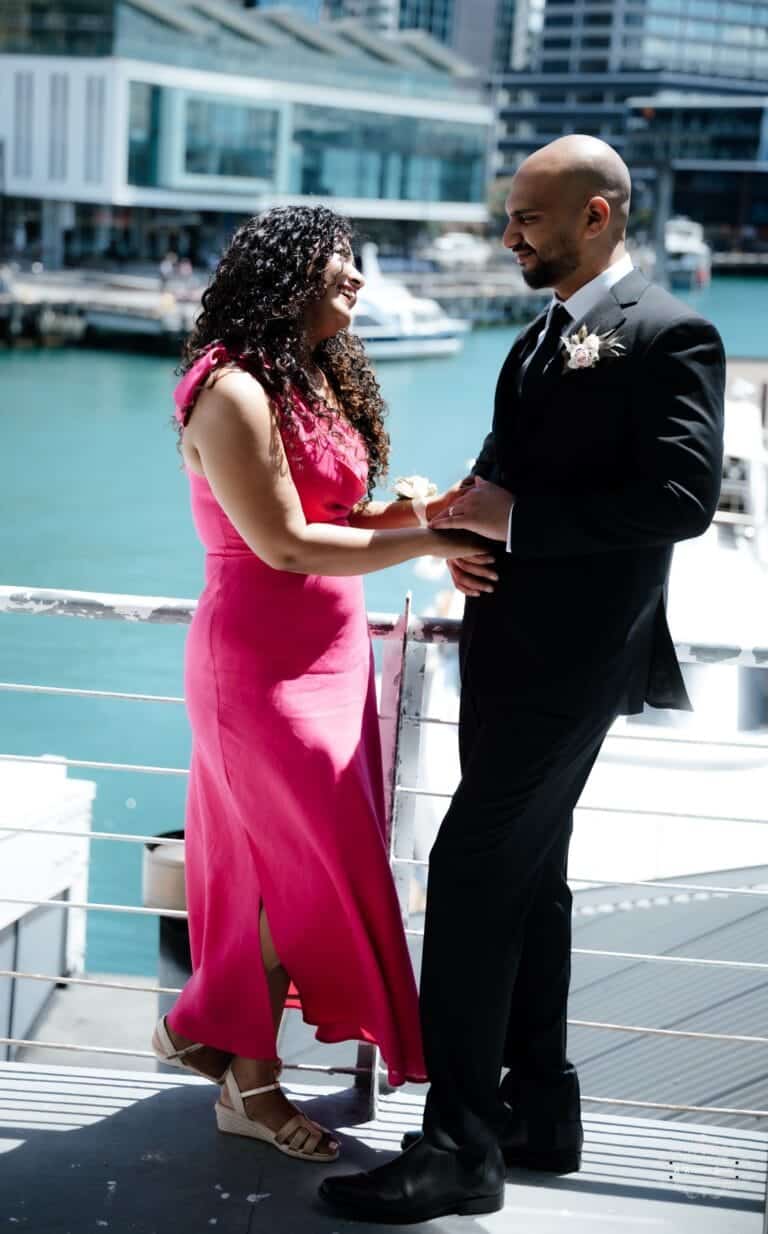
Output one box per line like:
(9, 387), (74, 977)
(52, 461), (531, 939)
(502, 169), (586, 291)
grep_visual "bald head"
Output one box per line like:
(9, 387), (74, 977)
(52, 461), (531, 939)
(503, 136), (632, 295)
(519, 136), (631, 239)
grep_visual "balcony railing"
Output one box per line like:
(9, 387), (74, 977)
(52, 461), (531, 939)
(0, 584), (766, 1228)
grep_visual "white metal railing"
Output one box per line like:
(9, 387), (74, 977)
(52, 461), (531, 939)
(0, 582), (767, 1206)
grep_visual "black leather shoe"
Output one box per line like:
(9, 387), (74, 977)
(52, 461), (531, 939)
(319, 1137), (505, 1224)
(501, 1116), (583, 1173)
(401, 1117), (583, 1175)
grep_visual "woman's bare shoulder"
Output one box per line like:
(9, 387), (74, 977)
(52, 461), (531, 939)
(191, 366), (273, 429)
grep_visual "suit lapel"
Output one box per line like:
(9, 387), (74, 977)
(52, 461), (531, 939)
(529, 268), (648, 400)
(491, 311), (548, 470)
(496, 310), (550, 417)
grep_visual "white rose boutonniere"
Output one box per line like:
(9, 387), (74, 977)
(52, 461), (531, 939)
(393, 475), (438, 501)
(561, 323), (625, 372)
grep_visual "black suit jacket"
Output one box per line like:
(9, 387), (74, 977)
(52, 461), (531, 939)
(462, 268), (726, 716)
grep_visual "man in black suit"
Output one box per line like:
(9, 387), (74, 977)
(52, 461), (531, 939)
(320, 136), (725, 1223)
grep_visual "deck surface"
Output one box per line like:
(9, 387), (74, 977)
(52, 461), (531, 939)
(0, 1062), (765, 1234)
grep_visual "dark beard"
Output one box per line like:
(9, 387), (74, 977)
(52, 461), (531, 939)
(520, 249), (580, 290)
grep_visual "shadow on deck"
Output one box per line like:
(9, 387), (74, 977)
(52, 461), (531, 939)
(0, 1062), (765, 1233)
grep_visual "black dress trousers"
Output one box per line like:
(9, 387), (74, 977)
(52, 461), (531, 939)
(419, 683), (619, 1154)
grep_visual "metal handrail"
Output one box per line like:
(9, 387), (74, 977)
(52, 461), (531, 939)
(0, 824), (184, 845)
(411, 710), (768, 753)
(3, 583), (768, 664)
(2, 581), (768, 1200)
(3, 969), (767, 1047)
(0, 896), (187, 919)
(396, 784), (768, 828)
(4, 822), (767, 902)
(0, 752), (187, 776)
(0, 681), (185, 704)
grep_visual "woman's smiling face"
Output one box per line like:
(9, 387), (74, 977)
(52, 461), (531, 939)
(304, 248), (365, 345)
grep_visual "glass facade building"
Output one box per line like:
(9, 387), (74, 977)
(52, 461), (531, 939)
(628, 97), (768, 165)
(535, 0), (768, 81)
(0, 0), (491, 265)
(126, 81), (486, 203)
(289, 104), (485, 200)
(322, 0), (522, 72)
(499, 0), (768, 174)
(625, 96), (768, 231)
(0, 0), (115, 55)
(399, 0), (455, 43)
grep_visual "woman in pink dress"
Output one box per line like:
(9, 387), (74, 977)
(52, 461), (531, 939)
(152, 206), (493, 1163)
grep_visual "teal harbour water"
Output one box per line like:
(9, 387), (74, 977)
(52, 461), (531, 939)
(0, 276), (765, 975)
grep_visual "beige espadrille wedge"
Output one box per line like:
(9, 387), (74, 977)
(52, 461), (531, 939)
(151, 1015), (230, 1084)
(214, 1066), (340, 1162)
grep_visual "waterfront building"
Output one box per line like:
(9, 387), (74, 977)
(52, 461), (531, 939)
(626, 93), (768, 247)
(321, 0), (527, 73)
(498, 0), (768, 212)
(0, 1), (491, 267)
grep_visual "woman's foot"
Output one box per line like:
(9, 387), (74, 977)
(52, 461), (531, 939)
(151, 1016), (232, 1083)
(218, 1058), (340, 1160)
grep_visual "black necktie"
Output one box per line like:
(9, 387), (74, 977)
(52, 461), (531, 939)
(520, 302), (571, 394)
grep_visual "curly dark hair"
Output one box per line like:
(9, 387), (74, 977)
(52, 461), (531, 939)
(180, 205), (388, 498)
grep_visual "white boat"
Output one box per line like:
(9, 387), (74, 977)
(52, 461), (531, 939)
(665, 217), (712, 290)
(351, 243), (470, 360)
(420, 231), (493, 270)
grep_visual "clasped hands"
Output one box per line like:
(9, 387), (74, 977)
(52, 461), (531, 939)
(430, 476), (514, 598)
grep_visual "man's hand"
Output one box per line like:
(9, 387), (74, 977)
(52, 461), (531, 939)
(430, 476), (514, 542)
(427, 473), (475, 520)
(448, 555), (499, 597)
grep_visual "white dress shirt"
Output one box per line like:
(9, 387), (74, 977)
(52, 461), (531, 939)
(505, 253), (634, 550)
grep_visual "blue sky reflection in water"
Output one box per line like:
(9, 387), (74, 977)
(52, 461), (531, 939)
(0, 277), (763, 973)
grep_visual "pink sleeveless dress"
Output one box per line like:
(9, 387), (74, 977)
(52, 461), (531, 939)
(167, 347), (426, 1085)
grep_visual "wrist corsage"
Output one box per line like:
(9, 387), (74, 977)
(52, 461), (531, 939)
(393, 475), (438, 528)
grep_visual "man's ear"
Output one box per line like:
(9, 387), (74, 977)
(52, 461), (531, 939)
(586, 196), (611, 236)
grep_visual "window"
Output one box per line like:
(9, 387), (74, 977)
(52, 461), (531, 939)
(84, 75), (106, 184)
(289, 106), (486, 203)
(13, 71), (34, 178)
(647, 15), (682, 35)
(579, 58), (610, 71)
(48, 72), (69, 180)
(127, 81), (160, 187)
(0, 0), (114, 55)
(581, 35), (611, 48)
(686, 20), (718, 40)
(185, 99), (279, 181)
(723, 1), (751, 18)
(687, 0), (718, 15)
(722, 22), (753, 43)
